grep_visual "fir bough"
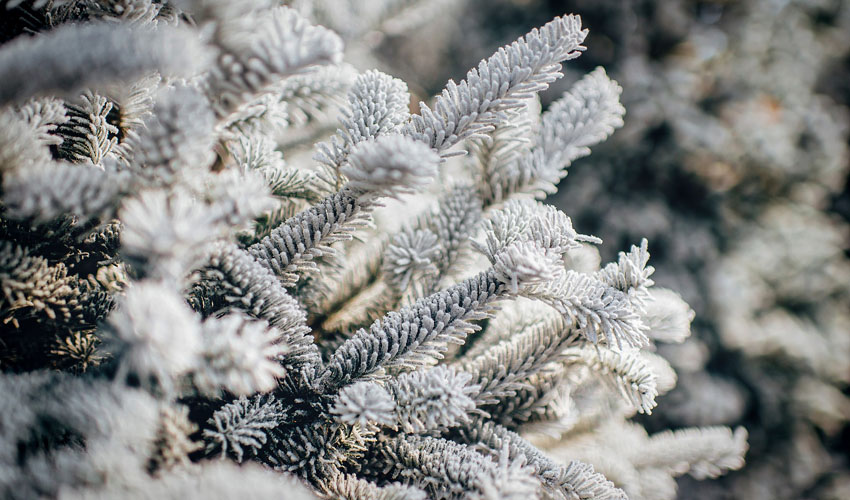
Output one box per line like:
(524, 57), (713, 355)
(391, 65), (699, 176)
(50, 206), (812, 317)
(0, 1), (746, 499)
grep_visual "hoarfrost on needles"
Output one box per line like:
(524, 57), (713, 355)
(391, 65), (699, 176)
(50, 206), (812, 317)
(0, 2), (747, 499)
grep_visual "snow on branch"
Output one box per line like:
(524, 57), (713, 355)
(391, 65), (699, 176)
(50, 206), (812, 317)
(0, 22), (208, 106)
(207, 6), (343, 116)
(404, 15), (587, 156)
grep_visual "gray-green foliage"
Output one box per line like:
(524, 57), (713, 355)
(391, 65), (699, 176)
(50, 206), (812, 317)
(0, 1), (746, 499)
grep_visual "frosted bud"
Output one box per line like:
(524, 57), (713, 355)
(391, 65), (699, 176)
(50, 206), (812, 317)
(390, 366), (478, 433)
(331, 381), (396, 428)
(383, 228), (440, 292)
(108, 282), (201, 388)
(342, 134), (438, 196)
(492, 242), (563, 294)
(195, 314), (287, 396)
(642, 288), (694, 343)
(528, 204), (599, 255)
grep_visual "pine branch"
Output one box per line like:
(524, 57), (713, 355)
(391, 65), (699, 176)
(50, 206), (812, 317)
(103, 73), (159, 156)
(126, 85), (216, 185)
(403, 15), (588, 156)
(277, 64), (357, 129)
(316, 70), (410, 189)
(54, 92), (118, 165)
(473, 68), (624, 204)
(489, 366), (572, 429)
(524, 270), (650, 350)
(265, 419), (351, 479)
(203, 395), (287, 463)
(641, 288), (694, 344)
(198, 242), (320, 385)
(84, 0), (178, 25)
(229, 136), (314, 198)
(459, 299), (552, 360)
(246, 186), (366, 287)
(0, 22), (208, 106)
(330, 381), (397, 428)
(633, 426), (748, 480)
(373, 434), (540, 499)
(318, 472), (426, 500)
(527, 67), (624, 194)
(473, 199), (599, 266)
(207, 6), (343, 117)
(564, 344), (659, 414)
(150, 404), (200, 472)
(459, 314), (578, 408)
(0, 109), (54, 174)
(119, 189), (219, 281)
(382, 228), (440, 295)
(320, 207), (581, 391)
(468, 106), (536, 205)
(105, 281), (202, 392)
(0, 241), (76, 324)
(326, 186), (483, 334)
(14, 96), (68, 146)
(306, 236), (388, 326)
(419, 185), (483, 295)
(457, 419), (627, 500)
(595, 239), (654, 307)
(317, 268), (507, 391)
(3, 161), (130, 224)
(248, 134), (438, 287)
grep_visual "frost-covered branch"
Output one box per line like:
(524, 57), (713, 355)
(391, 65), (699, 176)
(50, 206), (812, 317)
(248, 134), (438, 286)
(404, 15), (587, 156)
(457, 419), (628, 500)
(197, 242), (320, 383)
(564, 344), (659, 414)
(0, 22), (208, 105)
(204, 395), (287, 462)
(473, 67), (625, 204)
(316, 70), (410, 188)
(460, 315), (578, 408)
(207, 6), (343, 116)
(373, 434), (540, 499)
